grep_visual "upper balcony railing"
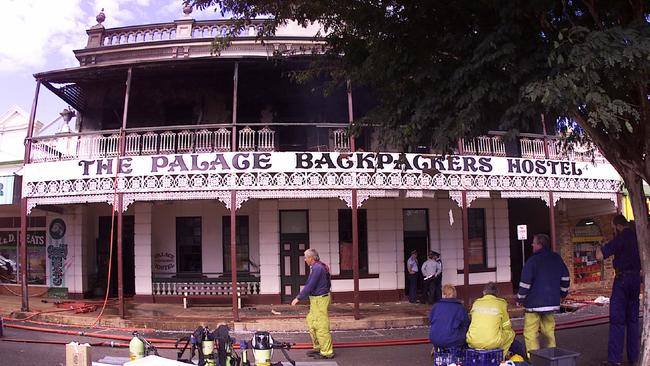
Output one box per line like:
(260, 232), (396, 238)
(98, 19), (265, 47)
(76, 10), (325, 66)
(29, 125), (606, 164)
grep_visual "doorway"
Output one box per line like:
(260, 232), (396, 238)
(403, 209), (430, 299)
(507, 199), (550, 291)
(279, 210), (309, 303)
(97, 216), (135, 297)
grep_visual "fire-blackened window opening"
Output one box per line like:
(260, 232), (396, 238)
(176, 217), (202, 273)
(468, 208), (487, 270)
(222, 216), (250, 272)
(338, 209), (368, 275)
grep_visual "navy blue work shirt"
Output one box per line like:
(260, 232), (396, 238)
(296, 261), (331, 300)
(601, 227), (641, 273)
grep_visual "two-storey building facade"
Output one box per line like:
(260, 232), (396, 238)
(10, 9), (623, 319)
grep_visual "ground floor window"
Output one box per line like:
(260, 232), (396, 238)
(222, 216), (250, 272)
(468, 208), (487, 270)
(0, 216), (46, 284)
(176, 217), (202, 273)
(338, 209), (368, 275)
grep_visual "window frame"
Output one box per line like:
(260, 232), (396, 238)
(175, 216), (202, 274)
(467, 208), (488, 271)
(222, 215), (250, 273)
(337, 209), (369, 277)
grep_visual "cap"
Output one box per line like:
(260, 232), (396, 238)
(410, 250), (417, 255)
(430, 251), (440, 257)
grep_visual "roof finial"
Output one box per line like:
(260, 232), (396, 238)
(96, 8), (106, 25)
(183, 4), (193, 16)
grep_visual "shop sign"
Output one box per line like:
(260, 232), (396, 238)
(0, 176), (15, 205)
(24, 152), (621, 182)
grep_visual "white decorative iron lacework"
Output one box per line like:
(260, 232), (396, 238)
(26, 194), (116, 214)
(552, 192), (618, 208)
(237, 189), (398, 208)
(24, 172), (621, 200)
(448, 191), (490, 207)
(500, 191), (552, 206)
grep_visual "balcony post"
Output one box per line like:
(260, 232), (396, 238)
(230, 62), (240, 322)
(230, 191), (239, 322)
(540, 114), (557, 251)
(347, 80), (360, 319)
(19, 80), (41, 311)
(232, 62), (239, 150)
(117, 67), (132, 319)
(457, 140), (470, 307)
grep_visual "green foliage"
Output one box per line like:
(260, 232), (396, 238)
(187, 0), (649, 178)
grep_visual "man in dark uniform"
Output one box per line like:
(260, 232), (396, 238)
(291, 248), (334, 359)
(596, 214), (641, 366)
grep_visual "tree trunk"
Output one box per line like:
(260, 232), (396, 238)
(621, 172), (649, 365)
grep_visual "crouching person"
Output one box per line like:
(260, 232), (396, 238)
(466, 282), (521, 356)
(429, 284), (469, 349)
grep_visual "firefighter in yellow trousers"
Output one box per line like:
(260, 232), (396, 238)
(291, 248), (334, 359)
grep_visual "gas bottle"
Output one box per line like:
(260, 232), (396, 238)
(129, 334), (145, 360)
(202, 339), (216, 366)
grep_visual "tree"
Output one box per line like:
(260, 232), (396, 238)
(187, 0), (650, 362)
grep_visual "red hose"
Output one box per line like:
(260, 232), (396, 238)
(1, 310), (641, 349)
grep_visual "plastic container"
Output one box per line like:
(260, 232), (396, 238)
(464, 349), (503, 366)
(529, 348), (580, 366)
(433, 347), (465, 366)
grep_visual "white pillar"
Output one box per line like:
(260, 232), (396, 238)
(134, 203), (153, 296)
(65, 207), (87, 294)
(258, 200), (280, 295)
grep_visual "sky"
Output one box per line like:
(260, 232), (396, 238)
(0, 0), (220, 126)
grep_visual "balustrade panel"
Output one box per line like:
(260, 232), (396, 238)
(159, 131), (176, 154)
(214, 128), (231, 152)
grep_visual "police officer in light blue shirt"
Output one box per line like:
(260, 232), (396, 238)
(406, 250), (419, 303)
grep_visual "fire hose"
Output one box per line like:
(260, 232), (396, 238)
(1, 312), (633, 349)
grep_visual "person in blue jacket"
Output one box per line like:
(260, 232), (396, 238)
(517, 233), (570, 357)
(596, 214), (641, 366)
(429, 283), (469, 349)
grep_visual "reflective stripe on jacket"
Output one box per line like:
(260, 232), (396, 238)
(517, 248), (570, 313)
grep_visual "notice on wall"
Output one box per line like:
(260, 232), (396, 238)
(517, 225), (528, 241)
(153, 252), (175, 272)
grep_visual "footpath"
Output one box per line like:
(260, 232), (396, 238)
(0, 290), (614, 333)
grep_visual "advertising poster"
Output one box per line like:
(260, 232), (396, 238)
(27, 231), (46, 284)
(0, 230), (46, 284)
(47, 218), (68, 288)
(0, 231), (18, 283)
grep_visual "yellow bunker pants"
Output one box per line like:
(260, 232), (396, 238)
(306, 293), (334, 357)
(523, 312), (556, 353)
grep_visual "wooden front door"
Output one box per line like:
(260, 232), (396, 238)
(279, 210), (309, 303)
(97, 216), (135, 297)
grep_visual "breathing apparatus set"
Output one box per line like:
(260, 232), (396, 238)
(128, 331), (159, 361)
(244, 331), (295, 366)
(176, 325), (240, 366)
(175, 326), (294, 366)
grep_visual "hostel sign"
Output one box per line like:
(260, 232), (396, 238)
(24, 152), (620, 182)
